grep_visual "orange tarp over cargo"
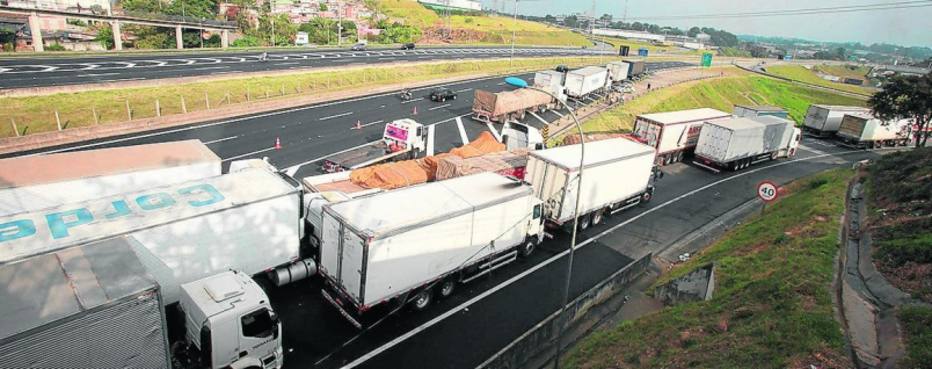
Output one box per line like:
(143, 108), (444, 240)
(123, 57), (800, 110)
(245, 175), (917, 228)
(472, 89), (553, 117)
(449, 131), (505, 158)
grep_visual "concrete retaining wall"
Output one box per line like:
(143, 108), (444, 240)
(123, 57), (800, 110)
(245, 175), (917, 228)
(654, 263), (715, 305)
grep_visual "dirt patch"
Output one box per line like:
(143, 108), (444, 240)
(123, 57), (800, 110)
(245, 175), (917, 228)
(876, 261), (932, 302)
(786, 347), (854, 369)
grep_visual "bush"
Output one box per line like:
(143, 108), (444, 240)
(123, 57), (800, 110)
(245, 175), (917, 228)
(45, 43), (66, 51)
(232, 35), (260, 47)
(899, 305), (932, 369)
(94, 26), (114, 50)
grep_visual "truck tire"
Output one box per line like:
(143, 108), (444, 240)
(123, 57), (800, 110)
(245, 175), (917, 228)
(438, 279), (456, 298)
(675, 151), (684, 163)
(641, 190), (653, 203)
(519, 239), (536, 258)
(579, 213), (592, 230)
(592, 208), (606, 225)
(411, 289), (432, 311)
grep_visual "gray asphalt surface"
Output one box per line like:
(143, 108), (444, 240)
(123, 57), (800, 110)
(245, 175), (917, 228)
(0, 46), (613, 89)
(3, 61), (886, 369)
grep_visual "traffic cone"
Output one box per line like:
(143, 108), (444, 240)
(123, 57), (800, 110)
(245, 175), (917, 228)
(353, 120), (362, 130)
(412, 106), (418, 115)
(275, 137), (281, 150)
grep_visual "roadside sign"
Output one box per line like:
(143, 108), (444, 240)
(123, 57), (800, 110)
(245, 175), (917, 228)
(701, 53), (713, 67)
(757, 181), (779, 202)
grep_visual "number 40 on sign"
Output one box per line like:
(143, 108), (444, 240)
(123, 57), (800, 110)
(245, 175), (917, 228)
(757, 181), (779, 215)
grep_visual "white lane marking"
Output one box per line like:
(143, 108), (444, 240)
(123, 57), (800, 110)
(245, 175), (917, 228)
(25, 75), (522, 157)
(191, 66), (229, 71)
(401, 98), (424, 104)
(339, 148), (892, 369)
(77, 72), (120, 77)
(275, 62), (300, 66)
(426, 124), (436, 156)
(428, 103), (451, 111)
(203, 136), (238, 145)
(486, 122), (502, 142)
(221, 147), (276, 162)
(529, 111), (549, 126)
(319, 111), (354, 121)
(799, 144), (827, 155)
(40, 65), (60, 72)
(378, 57), (396, 60)
(456, 117), (469, 145)
(0, 67), (9, 73)
(99, 77), (145, 82)
(456, 88), (472, 93)
(496, 82), (505, 86)
(358, 120), (384, 129)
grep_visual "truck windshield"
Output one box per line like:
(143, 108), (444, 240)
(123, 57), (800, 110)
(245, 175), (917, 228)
(242, 308), (276, 338)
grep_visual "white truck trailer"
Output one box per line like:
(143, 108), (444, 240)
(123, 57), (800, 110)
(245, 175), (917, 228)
(0, 168), (313, 304)
(317, 172), (544, 327)
(525, 138), (657, 231)
(533, 70), (568, 102)
(0, 236), (283, 369)
(835, 113), (912, 148)
(564, 66), (609, 98)
(606, 61), (631, 84)
(693, 116), (801, 172)
(0, 140), (221, 216)
(322, 119), (428, 173)
(802, 104), (870, 137)
(630, 108), (732, 165)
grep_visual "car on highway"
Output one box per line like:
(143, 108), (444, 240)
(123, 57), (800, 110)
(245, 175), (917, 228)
(351, 42), (366, 51)
(401, 43), (416, 50)
(429, 87), (457, 102)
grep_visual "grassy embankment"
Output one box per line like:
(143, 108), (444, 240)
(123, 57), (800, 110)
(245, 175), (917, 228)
(0, 56), (609, 138)
(583, 69), (868, 133)
(865, 148), (932, 368)
(371, 0), (590, 47)
(563, 169), (855, 369)
(766, 64), (875, 95)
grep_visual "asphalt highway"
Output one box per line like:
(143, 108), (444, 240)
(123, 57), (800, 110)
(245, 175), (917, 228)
(0, 46), (613, 89)
(2, 60), (886, 369)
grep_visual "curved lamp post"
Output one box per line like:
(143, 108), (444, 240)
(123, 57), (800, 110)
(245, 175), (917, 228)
(504, 77), (584, 369)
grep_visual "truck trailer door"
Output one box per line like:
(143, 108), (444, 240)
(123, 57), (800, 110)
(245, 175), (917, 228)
(340, 231), (366, 303)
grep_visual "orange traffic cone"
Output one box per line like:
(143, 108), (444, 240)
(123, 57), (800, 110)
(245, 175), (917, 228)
(275, 137), (281, 150)
(353, 120), (362, 130)
(412, 106), (418, 115)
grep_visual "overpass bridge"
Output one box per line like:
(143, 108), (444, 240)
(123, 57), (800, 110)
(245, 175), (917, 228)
(0, 6), (237, 51)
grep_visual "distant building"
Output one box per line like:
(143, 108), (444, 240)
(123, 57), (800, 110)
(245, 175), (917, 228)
(873, 64), (931, 77)
(417, 0), (481, 12)
(3, 0), (111, 13)
(592, 28), (665, 42)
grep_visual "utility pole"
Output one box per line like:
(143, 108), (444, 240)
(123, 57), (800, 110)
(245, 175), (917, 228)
(511, 0), (518, 66)
(337, 7), (342, 46)
(271, 16), (275, 46)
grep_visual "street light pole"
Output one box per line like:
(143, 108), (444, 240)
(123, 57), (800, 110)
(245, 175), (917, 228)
(511, 0), (518, 66)
(513, 84), (585, 369)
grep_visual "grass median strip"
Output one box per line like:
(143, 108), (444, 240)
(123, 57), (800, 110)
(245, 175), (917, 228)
(563, 168), (855, 369)
(0, 56), (611, 138)
(766, 65), (876, 95)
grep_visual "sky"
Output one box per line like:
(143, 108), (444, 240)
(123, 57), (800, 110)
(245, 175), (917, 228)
(480, 0), (932, 47)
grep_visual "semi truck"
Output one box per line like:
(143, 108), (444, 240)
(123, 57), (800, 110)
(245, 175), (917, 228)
(0, 236), (283, 369)
(835, 113), (912, 148)
(623, 60), (646, 78)
(533, 70), (568, 101)
(0, 140), (221, 216)
(606, 61), (631, 83)
(322, 119), (428, 172)
(693, 116), (801, 172)
(317, 172), (545, 327)
(472, 88), (555, 123)
(525, 137), (658, 230)
(630, 108), (732, 165)
(802, 104), (870, 137)
(733, 105), (789, 119)
(564, 66), (609, 98)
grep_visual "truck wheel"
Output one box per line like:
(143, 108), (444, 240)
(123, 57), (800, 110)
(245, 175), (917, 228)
(519, 240), (536, 258)
(579, 214), (591, 230)
(411, 289), (432, 311)
(675, 152), (684, 163)
(592, 208), (605, 225)
(641, 190), (653, 203)
(438, 279), (456, 298)
(453, 95), (457, 100)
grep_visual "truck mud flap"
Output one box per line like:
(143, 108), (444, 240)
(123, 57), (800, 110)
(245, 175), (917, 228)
(321, 289), (363, 329)
(691, 160), (721, 173)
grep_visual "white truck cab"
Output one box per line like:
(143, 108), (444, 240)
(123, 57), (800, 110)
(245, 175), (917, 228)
(384, 118), (427, 152)
(501, 122), (545, 151)
(180, 271), (283, 369)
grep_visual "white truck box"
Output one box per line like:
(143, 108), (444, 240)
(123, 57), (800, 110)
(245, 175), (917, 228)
(533, 70), (568, 102)
(319, 172), (540, 310)
(564, 66), (609, 98)
(525, 138), (656, 225)
(632, 108), (732, 162)
(606, 61), (631, 83)
(802, 105), (870, 136)
(0, 237), (170, 368)
(0, 140), (221, 216)
(0, 168), (302, 304)
(836, 114), (911, 143)
(695, 116), (795, 164)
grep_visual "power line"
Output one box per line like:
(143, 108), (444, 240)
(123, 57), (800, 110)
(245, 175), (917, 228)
(623, 0), (932, 21)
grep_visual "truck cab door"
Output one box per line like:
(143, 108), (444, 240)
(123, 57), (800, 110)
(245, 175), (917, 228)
(234, 307), (281, 369)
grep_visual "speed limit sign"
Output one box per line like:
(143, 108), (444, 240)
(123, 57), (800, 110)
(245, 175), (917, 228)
(757, 181), (779, 202)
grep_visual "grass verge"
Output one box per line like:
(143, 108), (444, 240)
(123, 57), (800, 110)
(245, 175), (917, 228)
(562, 168), (855, 369)
(583, 71), (868, 133)
(0, 56), (611, 138)
(898, 304), (932, 369)
(766, 65), (875, 95)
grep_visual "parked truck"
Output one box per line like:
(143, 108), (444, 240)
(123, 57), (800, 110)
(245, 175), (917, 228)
(472, 88), (555, 123)
(630, 108), (732, 165)
(533, 70), (568, 101)
(0, 236), (283, 369)
(733, 105), (789, 119)
(606, 61), (631, 83)
(525, 137), (658, 230)
(835, 113), (912, 148)
(317, 172), (544, 327)
(802, 104), (870, 137)
(0, 140), (221, 216)
(564, 66), (609, 98)
(623, 60), (646, 78)
(693, 116), (801, 172)
(323, 119), (428, 172)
